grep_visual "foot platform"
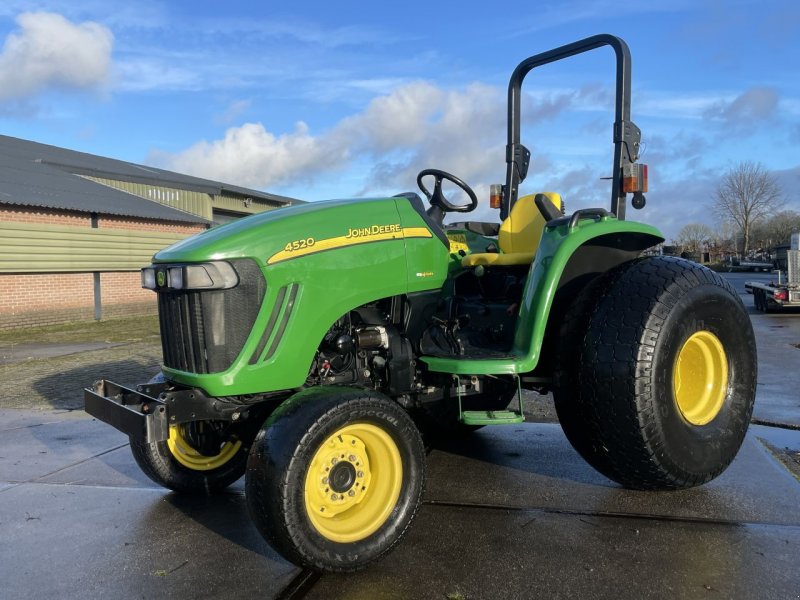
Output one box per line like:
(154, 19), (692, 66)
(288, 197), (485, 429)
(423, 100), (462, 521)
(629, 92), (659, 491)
(456, 375), (525, 426)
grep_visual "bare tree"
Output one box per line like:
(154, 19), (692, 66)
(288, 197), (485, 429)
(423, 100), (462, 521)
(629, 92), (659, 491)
(766, 210), (800, 246)
(675, 223), (714, 257)
(714, 161), (783, 258)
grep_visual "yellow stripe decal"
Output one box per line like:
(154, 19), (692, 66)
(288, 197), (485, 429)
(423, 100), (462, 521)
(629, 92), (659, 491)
(267, 226), (432, 265)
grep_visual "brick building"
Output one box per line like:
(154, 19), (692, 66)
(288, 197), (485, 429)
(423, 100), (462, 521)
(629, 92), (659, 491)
(0, 135), (296, 328)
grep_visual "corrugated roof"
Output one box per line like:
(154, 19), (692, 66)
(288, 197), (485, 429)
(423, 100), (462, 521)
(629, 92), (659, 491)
(0, 135), (298, 223)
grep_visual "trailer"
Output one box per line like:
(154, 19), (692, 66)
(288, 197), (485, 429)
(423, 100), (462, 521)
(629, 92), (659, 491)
(747, 249), (800, 312)
(738, 260), (773, 272)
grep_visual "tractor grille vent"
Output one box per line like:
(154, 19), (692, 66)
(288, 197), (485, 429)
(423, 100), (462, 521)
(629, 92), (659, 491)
(157, 259), (266, 374)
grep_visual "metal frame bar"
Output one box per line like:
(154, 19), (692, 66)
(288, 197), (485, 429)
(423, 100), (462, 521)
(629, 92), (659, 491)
(502, 34), (634, 220)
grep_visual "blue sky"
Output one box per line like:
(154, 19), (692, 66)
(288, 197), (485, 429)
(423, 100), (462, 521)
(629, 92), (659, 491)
(0, 0), (798, 239)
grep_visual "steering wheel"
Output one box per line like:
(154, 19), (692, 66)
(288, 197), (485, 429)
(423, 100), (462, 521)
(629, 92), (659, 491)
(416, 169), (478, 216)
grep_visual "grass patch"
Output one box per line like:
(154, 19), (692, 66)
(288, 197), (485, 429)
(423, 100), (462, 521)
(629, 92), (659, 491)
(0, 315), (160, 345)
(761, 440), (800, 483)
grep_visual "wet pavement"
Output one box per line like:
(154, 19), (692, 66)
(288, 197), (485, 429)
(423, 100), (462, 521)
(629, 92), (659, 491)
(728, 271), (800, 428)
(1, 409), (799, 600)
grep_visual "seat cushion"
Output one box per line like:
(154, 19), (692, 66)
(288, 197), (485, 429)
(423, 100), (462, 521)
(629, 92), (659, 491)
(499, 192), (561, 254)
(460, 192), (561, 269)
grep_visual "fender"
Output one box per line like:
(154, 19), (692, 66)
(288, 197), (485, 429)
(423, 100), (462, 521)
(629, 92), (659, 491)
(422, 216), (663, 375)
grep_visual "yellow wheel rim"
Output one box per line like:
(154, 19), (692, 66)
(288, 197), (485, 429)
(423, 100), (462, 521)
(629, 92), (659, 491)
(304, 423), (403, 543)
(167, 423), (242, 471)
(673, 330), (729, 426)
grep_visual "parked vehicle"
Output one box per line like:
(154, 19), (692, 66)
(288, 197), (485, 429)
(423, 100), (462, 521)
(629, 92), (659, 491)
(85, 34), (757, 572)
(746, 250), (800, 311)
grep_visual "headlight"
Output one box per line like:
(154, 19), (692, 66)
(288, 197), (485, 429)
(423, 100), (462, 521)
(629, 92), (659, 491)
(141, 261), (239, 291)
(168, 267), (184, 290)
(141, 267), (156, 290)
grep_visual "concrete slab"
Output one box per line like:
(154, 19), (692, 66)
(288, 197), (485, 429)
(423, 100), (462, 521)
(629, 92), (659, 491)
(424, 424), (800, 526)
(0, 483), (298, 600)
(0, 408), (86, 432)
(308, 504), (800, 600)
(38, 445), (247, 494)
(1, 406), (798, 599)
(0, 414), (128, 483)
(751, 312), (800, 428)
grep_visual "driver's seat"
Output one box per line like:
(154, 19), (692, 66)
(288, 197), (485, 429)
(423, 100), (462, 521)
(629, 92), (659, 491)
(461, 192), (562, 267)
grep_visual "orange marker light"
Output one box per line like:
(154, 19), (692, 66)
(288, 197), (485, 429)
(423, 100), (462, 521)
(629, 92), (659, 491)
(489, 184), (503, 209)
(622, 164), (648, 193)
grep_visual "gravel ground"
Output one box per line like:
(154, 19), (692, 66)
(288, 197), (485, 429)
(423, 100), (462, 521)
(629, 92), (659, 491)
(0, 314), (560, 419)
(0, 341), (162, 410)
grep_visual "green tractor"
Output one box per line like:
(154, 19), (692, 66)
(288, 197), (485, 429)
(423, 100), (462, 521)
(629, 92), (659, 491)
(85, 35), (756, 572)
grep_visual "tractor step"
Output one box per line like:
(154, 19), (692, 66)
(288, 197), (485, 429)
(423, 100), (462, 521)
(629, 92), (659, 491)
(455, 374), (526, 426)
(461, 410), (524, 426)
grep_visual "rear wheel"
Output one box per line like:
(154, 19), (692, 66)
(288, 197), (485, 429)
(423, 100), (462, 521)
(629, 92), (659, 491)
(554, 256), (756, 490)
(130, 420), (251, 493)
(245, 387), (425, 572)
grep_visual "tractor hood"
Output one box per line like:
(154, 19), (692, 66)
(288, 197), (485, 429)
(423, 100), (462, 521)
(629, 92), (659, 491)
(149, 195), (450, 396)
(155, 198), (402, 264)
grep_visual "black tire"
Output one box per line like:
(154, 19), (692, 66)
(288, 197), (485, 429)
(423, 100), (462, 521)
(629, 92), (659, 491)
(130, 419), (253, 494)
(246, 387), (425, 572)
(553, 271), (617, 476)
(554, 256), (757, 490)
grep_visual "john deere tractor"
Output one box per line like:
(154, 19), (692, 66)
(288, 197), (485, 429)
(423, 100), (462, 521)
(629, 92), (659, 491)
(86, 35), (756, 572)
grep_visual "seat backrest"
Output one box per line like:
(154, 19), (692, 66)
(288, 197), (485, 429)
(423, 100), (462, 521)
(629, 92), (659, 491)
(498, 192), (562, 255)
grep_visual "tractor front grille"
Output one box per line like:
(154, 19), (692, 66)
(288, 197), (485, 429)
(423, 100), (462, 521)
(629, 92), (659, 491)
(157, 259), (266, 374)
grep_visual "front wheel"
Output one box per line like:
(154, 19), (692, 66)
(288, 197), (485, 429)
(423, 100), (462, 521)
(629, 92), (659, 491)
(554, 257), (757, 490)
(245, 387), (425, 572)
(130, 420), (252, 493)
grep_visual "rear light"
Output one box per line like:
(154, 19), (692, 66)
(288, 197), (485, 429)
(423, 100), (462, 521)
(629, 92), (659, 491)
(489, 184), (503, 209)
(622, 163), (648, 193)
(774, 289), (788, 301)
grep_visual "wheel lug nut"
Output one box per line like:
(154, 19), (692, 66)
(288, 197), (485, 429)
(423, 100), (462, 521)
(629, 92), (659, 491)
(321, 477), (328, 484)
(331, 457), (338, 464)
(348, 490), (356, 497)
(357, 470), (364, 478)
(348, 455), (356, 462)
(331, 493), (338, 501)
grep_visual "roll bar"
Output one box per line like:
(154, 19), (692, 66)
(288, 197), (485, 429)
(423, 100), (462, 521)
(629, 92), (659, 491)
(501, 34), (642, 221)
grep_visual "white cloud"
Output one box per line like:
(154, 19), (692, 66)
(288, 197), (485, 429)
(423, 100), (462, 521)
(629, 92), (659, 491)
(0, 11), (113, 101)
(153, 81), (509, 191)
(150, 76), (800, 241)
(153, 79), (605, 208)
(154, 121), (351, 189)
